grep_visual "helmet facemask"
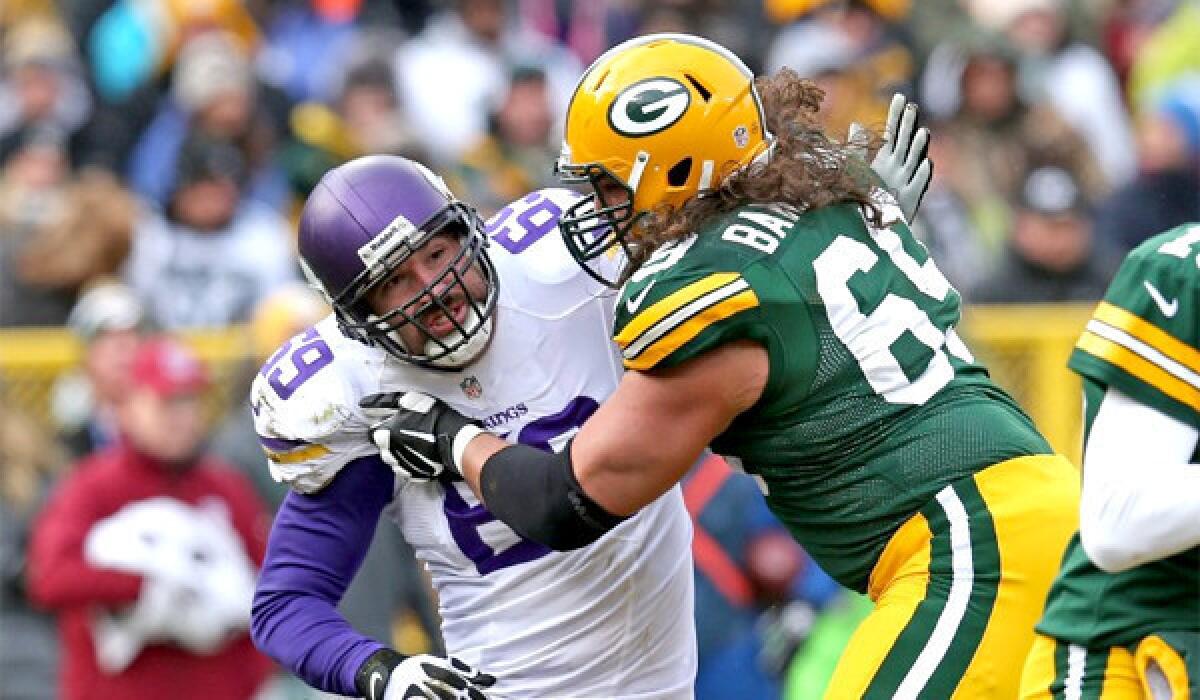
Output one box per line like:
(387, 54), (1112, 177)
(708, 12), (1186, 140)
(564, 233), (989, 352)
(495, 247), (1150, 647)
(556, 154), (651, 288)
(331, 202), (499, 370)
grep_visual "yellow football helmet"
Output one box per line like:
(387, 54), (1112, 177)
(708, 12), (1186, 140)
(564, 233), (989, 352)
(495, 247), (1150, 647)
(556, 33), (772, 286)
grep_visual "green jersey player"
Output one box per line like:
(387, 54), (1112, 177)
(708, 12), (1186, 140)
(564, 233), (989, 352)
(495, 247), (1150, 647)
(1022, 224), (1200, 699)
(368, 35), (1080, 697)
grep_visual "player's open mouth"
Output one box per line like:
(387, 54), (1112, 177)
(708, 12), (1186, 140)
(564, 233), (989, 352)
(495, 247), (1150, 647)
(425, 300), (468, 336)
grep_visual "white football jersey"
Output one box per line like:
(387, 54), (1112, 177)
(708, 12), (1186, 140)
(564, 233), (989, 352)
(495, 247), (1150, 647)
(251, 189), (696, 699)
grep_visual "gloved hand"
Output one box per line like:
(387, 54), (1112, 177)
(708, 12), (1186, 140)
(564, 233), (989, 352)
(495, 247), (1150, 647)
(358, 649), (496, 700)
(360, 392), (483, 481)
(848, 92), (933, 223)
(756, 600), (817, 679)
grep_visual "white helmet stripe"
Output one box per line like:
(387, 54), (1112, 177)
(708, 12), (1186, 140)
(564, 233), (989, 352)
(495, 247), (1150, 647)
(627, 151), (651, 193)
(698, 160), (715, 190)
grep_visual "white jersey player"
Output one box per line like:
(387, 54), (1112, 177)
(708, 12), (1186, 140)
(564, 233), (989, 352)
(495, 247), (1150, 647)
(248, 156), (695, 700)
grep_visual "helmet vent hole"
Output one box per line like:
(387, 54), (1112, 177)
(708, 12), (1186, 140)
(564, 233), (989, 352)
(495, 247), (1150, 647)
(667, 157), (693, 187)
(684, 74), (712, 102)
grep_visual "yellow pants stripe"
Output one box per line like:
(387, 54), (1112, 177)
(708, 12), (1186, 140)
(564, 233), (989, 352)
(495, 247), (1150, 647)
(1020, 634), (1151, 699)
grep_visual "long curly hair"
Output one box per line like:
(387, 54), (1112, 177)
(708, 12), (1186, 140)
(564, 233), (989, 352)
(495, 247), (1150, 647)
(628, 69), (883, 271)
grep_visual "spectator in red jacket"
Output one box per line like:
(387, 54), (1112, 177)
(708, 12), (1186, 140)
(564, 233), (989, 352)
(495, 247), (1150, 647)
(27, 335), (273, 700)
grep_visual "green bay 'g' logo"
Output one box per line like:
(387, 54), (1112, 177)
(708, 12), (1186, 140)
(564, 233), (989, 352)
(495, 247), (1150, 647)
(608, 77), (691, 137)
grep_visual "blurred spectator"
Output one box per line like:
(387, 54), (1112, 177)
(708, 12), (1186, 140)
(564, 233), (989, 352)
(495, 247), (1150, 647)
(86, 0), (260, 105)
(983, 0), (1137, 186)
(0, 126), (136, 327)
(0, 18), (92, 162)
(765, 0), (914, 135)
(281, 55), (427, 203)
(124, 133), (299, 330)
(606, 0), (770, 71)
(77, 0), (264, 172)
(395, 0), (582, 164)
(685, 455), (838, 700)
(52, 281), (149, 461)
(125, 32), (289, 212)
(1095, 77), (1200, 253)
(905, 162), (990, 294)
(972, 165), (1121, 303)
(0, 402), (68, 700)
(27, 336), (273, 700)
(924, 35), (1107, 261)
(1099, 0), (1177, 96)
(1128, 0), (1200, 109)
(0, 123), (72, 326)
(519, 0), (611, 64)
(450, 67), (560, 216)
(254, 0), (365, 106)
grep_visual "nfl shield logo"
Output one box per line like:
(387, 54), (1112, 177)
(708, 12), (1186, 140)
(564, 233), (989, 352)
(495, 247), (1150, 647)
(459, 376), (483, 400)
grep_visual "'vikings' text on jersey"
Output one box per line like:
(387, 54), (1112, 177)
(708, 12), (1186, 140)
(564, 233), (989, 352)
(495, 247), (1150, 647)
(252, 189), (696, 699)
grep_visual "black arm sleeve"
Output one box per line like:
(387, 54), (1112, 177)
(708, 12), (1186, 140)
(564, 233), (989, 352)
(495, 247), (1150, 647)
(480, 443), (628, 551)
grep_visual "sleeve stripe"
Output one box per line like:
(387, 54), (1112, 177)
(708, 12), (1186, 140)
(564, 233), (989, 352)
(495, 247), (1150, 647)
(1093, 302), (1200, 374)
(265, 443), (332, 465)
(259, 435), (312, 451)
(619, 275), (752, 358)
(1076, 326), (1200, 412)
(618, 272), (745, 347)
(623, 287), (759, 370)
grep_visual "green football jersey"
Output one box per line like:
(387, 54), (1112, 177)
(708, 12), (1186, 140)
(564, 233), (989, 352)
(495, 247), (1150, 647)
(613, 201), (1050, 591)
(1037, 224), (1200, 648)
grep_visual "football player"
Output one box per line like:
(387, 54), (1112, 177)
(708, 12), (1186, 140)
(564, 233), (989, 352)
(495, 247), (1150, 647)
(1021, 223), (1200, 698)
(368, 34), (1081, 697)
(248, 156), (698, 700)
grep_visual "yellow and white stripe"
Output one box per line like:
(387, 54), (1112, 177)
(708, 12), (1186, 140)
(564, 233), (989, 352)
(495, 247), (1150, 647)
(616, 272), (758, 370)
(893, 487), (975, 699)
(265, 443), (331, 465)
(1076, 302), (1200, 411)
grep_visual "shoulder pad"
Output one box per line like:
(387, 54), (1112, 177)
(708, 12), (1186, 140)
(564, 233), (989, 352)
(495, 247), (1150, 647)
(486, 188), (589, 285)
(250, 317), (383, 493)
(1103, 225), (1200, 328)
(1070, 224), (1200, 425)
(614, 233), (761, 371)
(487, 189), (617, 314)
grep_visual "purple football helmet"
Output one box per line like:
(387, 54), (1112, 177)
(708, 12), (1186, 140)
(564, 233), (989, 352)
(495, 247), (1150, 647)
(298, 155), (498, 369)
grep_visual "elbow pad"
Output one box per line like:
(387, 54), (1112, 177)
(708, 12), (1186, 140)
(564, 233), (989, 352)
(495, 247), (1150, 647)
(480, 443), (627, 551)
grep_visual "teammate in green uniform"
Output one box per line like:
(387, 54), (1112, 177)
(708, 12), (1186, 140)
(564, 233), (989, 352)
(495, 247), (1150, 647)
(1021, 224), (1200, 699)
(368, 34), (1080, 697)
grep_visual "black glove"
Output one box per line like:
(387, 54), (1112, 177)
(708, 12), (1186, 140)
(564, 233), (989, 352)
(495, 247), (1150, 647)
(360, 391), (483, 481)
(357, 648), (496, 700)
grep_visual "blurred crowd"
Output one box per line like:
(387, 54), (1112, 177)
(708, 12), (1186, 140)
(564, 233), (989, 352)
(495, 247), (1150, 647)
(0, 0), (1197, 698)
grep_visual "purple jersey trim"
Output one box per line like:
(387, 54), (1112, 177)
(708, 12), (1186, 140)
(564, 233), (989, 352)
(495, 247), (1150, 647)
(251, 456), (394, 695)
(258, 435), (311, 451)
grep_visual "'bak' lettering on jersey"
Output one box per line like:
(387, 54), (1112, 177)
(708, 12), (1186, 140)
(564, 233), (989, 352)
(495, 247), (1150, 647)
(613, 198), (1050, 591)
(1038, 224), (1200, 647)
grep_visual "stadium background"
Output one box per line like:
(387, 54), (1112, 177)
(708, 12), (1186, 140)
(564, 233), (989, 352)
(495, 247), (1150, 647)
(0, 0), (1196, 697)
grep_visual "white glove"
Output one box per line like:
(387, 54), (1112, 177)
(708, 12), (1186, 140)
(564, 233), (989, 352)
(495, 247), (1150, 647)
(388, 655), (492, 699)
(361, 652), (495, 700)
(849, 92), (933, 223)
